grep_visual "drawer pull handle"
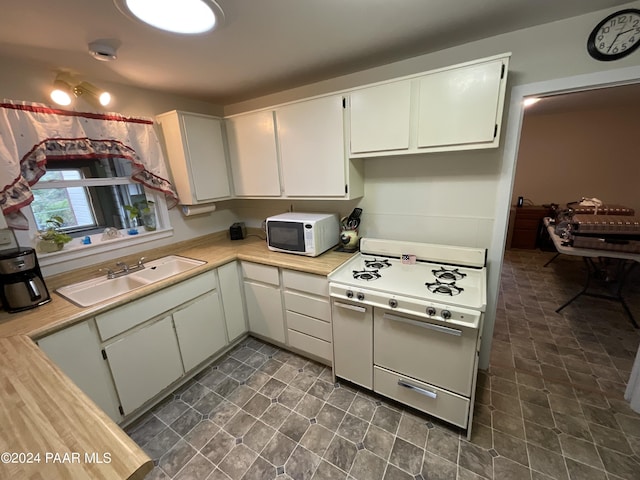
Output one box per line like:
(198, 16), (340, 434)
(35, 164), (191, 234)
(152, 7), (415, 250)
(383, 313), (462, 336)
(334, 301), (366, 313)
(398, 379), (437, 399)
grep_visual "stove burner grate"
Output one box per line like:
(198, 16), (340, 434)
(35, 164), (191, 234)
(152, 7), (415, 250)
(425, 279), (464, 296)
(432, 267), (466, 283)
(364, 258), (392, 270)
(353, 269), (381, 281)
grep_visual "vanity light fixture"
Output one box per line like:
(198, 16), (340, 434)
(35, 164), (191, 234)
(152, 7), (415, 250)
(114, 0), (225, 35)
(50, 74), (112, 107)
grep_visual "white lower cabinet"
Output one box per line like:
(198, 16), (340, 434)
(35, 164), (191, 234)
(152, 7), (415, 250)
(282, 269), (332, 363)
(37, 319), (123, 423)
(174, 291), (227, 372)
(242, 263), (285, 344)
(218, 261), (247, 342)
(105, 316), (183, 415)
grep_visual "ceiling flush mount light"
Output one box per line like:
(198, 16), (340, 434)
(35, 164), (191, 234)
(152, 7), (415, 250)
(114, 0), (225, 34)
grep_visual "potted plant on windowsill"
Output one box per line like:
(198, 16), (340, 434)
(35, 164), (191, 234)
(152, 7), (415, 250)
(124, 201), (156, 234)
(37, 216), (72, 253)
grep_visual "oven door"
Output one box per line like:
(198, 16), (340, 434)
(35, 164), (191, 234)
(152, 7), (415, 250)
(267, 221), (305, 253)
(373, 308), (479, 397)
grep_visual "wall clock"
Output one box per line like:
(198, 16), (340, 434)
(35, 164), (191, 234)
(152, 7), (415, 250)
(587, 8), (640, 61)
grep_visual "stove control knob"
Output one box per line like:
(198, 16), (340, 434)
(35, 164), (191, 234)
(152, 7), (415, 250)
(357, 292), (365, 301)
(441, 309), (452, 320)
(389, 299), (398, 308)
(346, 290), (354, 298)
(426, 307), (436, 316)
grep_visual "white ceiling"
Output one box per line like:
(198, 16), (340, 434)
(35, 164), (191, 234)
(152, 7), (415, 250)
(0, 0), (630, 105)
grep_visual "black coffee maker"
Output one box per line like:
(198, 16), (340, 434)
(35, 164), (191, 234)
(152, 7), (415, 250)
(0, 247), (51, 313)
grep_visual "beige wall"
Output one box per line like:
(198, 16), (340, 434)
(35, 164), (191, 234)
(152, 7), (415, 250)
(513, 106), (640, 212)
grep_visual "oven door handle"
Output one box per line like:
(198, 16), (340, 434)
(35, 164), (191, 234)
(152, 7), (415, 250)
(333, 301), (367, 313)
(383, 313), (462, 336)
(397, 379), (437, 399)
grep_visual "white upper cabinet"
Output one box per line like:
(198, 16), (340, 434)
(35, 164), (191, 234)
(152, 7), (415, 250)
(156, 111), (231, 204)
(348, 53), (510, 157)
(349, 80), (412, 154)
(417, 59), (505, 149)
(276, 95), (346, 197)
(226, 110), (281, 197)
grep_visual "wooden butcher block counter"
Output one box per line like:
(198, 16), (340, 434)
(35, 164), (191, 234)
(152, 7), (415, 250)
(0, 231), (353, 479)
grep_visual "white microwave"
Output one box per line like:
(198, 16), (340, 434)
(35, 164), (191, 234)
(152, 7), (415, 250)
(266, 212), (339, 257)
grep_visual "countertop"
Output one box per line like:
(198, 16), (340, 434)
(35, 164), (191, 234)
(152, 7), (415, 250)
(0, 232), (354, 480)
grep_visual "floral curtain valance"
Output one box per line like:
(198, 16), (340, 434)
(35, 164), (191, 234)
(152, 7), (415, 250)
(0, 100), (178, 229)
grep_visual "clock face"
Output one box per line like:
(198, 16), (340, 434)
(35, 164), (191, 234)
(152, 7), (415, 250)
(587, 9), (640, 61)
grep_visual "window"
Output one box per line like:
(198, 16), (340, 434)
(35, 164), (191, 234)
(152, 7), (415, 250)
(20, 157), (172, 265)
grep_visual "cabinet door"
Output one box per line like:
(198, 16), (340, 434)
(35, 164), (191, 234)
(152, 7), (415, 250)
(226, 111), (281, 196)
(174, 291), (227, 372)
(349, 80), (411, 154)
(38, 320), (123, 423)
(331, 300), (373, 389)
(181, 113), (231, 201)
(244, 280), (285, 344)
(158, 111), (230, 203)
(276, 95), (346, 197)
(105, 316), (183, 415)
(218, 261), (247, 342)
(417, 59), (504, 148)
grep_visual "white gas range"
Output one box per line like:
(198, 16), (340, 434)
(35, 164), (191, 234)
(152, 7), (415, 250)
(328, 238), (487, 438)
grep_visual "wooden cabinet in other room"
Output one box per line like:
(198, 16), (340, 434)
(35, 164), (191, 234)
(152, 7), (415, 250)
(510, 205), (551, 249)
(157, 110), (231, 203)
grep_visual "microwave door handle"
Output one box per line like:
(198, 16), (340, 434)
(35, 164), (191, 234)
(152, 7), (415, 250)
(27, 277), (42, 301)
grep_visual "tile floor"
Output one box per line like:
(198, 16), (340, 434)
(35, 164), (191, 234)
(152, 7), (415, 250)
(126, 248), (640, 480)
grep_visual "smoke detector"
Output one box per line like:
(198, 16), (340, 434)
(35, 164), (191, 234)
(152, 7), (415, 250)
(88, 41), (118, 62)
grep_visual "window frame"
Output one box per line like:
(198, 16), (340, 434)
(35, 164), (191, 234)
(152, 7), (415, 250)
(16, 175), (173, 268)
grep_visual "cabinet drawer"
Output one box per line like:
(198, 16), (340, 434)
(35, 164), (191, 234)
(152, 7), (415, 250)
(242, 262), (279, 286)
(286, 311), (331, 342)
(284, 291), (330, 322)
(287, 329), (332, 363)
(282, 270), (328, 296)
(374, 366), (470, 429)
(96, 270), (216, 341)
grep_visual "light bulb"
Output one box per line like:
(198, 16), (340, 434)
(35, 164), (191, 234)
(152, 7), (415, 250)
(99, 91), (111, 106)
(51, 78), (74, 106)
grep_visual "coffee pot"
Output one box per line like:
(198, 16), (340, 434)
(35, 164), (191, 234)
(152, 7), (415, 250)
(0, 247), (51, 313)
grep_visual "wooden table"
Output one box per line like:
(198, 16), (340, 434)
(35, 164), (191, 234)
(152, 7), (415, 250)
(545, 219), (640, 328)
